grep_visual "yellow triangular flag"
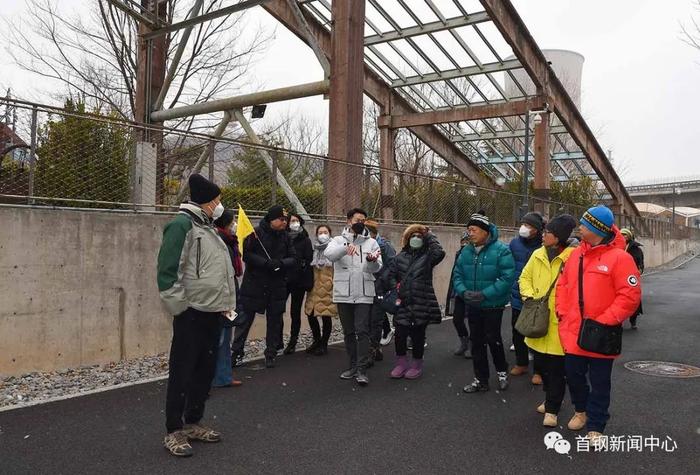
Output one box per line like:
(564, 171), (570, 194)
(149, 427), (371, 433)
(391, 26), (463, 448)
(236, 204), (255, 255)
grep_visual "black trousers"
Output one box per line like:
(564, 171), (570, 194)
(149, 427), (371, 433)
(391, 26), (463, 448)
(511, 308), (530, 367)
(165, 308), (222, 433)
(532, 350), (567, 414)
(395, 324), (427, 359)
(452, 297), (469, 338)
(307, 313), (332, 345)
(337, 303), (372, 370)
(467, 307), (508, 382)
(231, 306), (284, 359)
(281, 287), (306, 344)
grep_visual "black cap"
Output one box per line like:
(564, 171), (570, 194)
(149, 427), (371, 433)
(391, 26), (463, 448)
(546, 214), (577, 245)
(188, 174), (221, 205)
(522, 212), (545, 232)
(265, 205), (288, 222)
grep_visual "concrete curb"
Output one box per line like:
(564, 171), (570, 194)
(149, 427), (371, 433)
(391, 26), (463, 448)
(644, 252), (698, 277)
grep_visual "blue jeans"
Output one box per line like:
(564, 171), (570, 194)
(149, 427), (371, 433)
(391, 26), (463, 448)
(212, 326), (233, 387)
(565, 354), (614, 433)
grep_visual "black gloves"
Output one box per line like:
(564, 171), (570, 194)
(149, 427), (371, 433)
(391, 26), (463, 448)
(462, 290), (484, 304)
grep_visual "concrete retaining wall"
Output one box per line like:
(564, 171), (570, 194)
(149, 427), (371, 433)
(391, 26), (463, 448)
(0, 207), (696, 376)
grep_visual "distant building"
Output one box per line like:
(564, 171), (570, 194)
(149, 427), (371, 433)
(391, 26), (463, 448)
(635, 202), (700, 228)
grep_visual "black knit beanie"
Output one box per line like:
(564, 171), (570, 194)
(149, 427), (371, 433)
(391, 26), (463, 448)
(522, 212), (545, 232)
(546, 214), (577, 245)
(467, 210), (490, 233)
(189, 174), (221, 205)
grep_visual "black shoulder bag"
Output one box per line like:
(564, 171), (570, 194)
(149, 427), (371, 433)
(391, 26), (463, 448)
(576, 255), (623, 356)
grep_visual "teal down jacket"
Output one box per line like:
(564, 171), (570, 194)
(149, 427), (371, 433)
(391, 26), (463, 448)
(452, 224), (515, 309)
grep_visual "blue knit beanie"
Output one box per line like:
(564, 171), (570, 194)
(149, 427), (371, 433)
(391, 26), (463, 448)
(580, 205), (614, 237)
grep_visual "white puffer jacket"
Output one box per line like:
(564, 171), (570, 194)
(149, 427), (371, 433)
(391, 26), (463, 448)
(324, 227), (383, 304)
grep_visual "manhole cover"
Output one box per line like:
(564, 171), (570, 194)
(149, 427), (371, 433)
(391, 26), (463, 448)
(624, 361), (700, 378)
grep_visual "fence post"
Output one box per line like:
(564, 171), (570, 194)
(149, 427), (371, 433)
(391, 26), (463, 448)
(207, 140), (215, 181)
(271, 152), (278, 205)
(428, 176), (434, 223)
(27, 106), (38, 204)
(452, 183), (458, 224)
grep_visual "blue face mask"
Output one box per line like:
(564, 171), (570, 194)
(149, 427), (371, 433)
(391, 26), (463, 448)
(409, 236), (423, 249)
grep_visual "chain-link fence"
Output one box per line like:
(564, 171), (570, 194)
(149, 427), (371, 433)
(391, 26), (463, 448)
(2, 97), (698, 241)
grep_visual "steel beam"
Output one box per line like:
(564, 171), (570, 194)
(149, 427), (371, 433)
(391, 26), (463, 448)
(480, 0), (639, 216)
(391, 59), (521, 88)
(151, 80), (329, 122)
(364, 12), (490, 45)
(262, 0), (495, 189)
(142, 0), (271, 40)
(378, 96), (545, 129)
(476, 151), (586, 165)
(326, 0), (366, 217)
(452, 125), (568, 142)
(174, 111), (233, 204)
(533, 112), (551, 206)
(105, 0), (158, 27)
(233, 109), (311, 222)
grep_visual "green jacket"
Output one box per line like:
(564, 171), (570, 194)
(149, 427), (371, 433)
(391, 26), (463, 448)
(157, 203), (236, 316)
(452, 224), (515, 309)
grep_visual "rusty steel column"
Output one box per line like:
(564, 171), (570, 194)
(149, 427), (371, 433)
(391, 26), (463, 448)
(379, 104), (396, 221)
(326, 0), (365, 218)
(533, 111), (551, 215)
(134, 0), (167, 204)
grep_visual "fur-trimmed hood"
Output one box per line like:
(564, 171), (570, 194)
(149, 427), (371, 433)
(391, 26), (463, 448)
(401, 224), (429, 248)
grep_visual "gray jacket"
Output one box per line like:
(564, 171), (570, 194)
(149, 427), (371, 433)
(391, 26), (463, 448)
(324, 227), (383, 304)
(157, 203), (236, 316)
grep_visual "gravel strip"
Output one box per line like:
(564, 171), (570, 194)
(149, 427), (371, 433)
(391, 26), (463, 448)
(0, 326), (345, 409)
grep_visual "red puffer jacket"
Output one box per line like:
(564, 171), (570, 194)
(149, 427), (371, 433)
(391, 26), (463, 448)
(555, 226), (642, 359)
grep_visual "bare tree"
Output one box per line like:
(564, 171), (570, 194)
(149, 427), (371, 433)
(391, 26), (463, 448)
(4, 0), (271, 133)
(682, 0), (700, 53)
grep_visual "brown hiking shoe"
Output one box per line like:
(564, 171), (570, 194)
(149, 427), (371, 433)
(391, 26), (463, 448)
(510, 365), (529, 376)
(568, 412), (587, 431)
(531, 374), (543, 385)
(183, 423), (221, 443)
(164, 430), (194, 457)
(537, 402), (545, 414)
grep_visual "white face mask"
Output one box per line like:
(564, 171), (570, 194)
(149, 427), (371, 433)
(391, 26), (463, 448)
(289, 222), (301, 232)
(317, 233), (330, 243)
(211, 202), (224, 220)
(518, 225), (532, 239)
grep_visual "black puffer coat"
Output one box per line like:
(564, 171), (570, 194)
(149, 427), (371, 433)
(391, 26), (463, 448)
(387, 228), (446, 326)
(286, 228), (314, 291)
(239, 219), (297, 314)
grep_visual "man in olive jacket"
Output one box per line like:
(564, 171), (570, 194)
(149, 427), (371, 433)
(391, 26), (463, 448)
(157, 174), (236, 457)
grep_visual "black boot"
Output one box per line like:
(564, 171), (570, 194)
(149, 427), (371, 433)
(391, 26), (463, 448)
(313, 343), (328, 356)
(454, 336), (469, 356)
(265, 356), (276, 368)
(283, 339), (297, 355)
(305, 340), (320, 354)
(374, 347), (383, 362)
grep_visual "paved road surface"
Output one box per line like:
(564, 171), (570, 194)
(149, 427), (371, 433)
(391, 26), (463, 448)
(1, 260), (699, 474)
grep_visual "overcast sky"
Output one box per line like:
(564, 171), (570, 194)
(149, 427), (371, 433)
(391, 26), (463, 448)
(2, 0), (700, 184)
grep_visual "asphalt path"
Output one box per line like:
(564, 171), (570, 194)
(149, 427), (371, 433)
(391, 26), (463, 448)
(1, 259), (699, 474)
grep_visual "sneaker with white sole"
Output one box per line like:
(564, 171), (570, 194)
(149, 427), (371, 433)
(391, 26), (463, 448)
(380, 329), (394, 346)
(497, 372), (509, 391)
(340, 368), (357, 380)
(355, 370), (369, 386)
(587, 431), (605, 450)
(463, 378), (490, 393)
(183, 423), (221, 443)
(164, 430), (193, 457)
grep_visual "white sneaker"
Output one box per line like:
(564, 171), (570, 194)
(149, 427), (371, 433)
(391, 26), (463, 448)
(380, 329), (394, 346)
(509, 344), (515, 352)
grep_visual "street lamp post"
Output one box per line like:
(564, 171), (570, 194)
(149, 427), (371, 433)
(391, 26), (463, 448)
(671, 187), (682, 234)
